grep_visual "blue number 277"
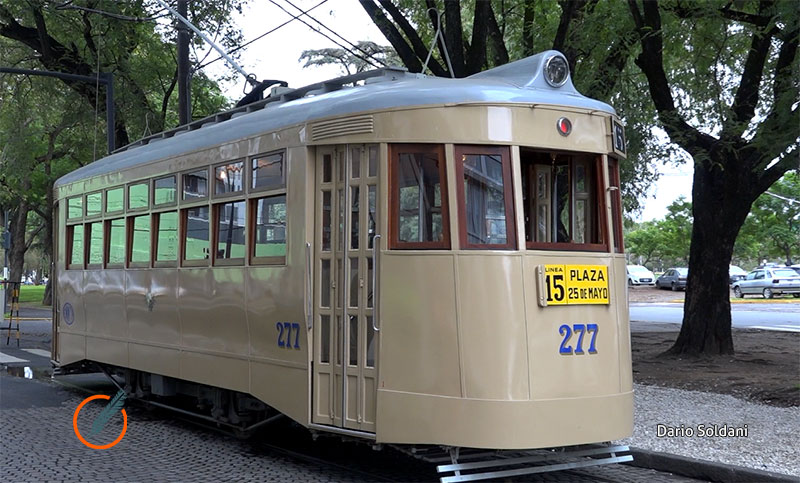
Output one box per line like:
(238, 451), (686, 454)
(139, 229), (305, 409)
(558, 323), (598, 355)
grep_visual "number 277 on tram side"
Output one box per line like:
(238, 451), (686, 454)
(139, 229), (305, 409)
(52, 50), (632, 455)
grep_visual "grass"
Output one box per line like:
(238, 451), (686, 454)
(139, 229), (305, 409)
(12, 285), (46, 305)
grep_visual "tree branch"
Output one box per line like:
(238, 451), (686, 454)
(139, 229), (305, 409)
(359, 0), (423, 73)
(521, 0), (535, 57)
(485, 2), (509, 67)
(55, 3), (165, 22)
(628, 0), (716, 157)
(443, 0), (466, 77)
(722, 0), (774, 140)
(465, 0), (490, 74)
(377, 0), (446, 76)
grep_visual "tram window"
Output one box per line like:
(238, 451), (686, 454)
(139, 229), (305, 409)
(106, 187), (124, 213)
(107, 218), (125, 266)
(183, 169), (208, 200)
(87, 222), (103, 266)
(521, 150), (607, 250)
(67, 197), (83, 219)
(608, 158), (624, 253)
(252, 196), (287, 263)
(251, 151), (284, 192)
(454, 145), (516, 249)
(214, 161), (244, 195)
(86, 192), (102, 218)
(128, 183), (149, 210)
(389, 144), (450, 249)
(129, 215), (151, 265)
(183, 206), (210, 262)
(215, 201), (245, 262)
(67, 225), (84, 268)
(154, 176), (177, 206)
(155, 211), (178, 262)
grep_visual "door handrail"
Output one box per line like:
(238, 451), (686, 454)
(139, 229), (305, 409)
(372, 234), (381, 332)
(305, 242), (312, 330)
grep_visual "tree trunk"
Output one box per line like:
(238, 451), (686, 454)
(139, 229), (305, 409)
(669, 158), (752, 356)
(42, 278), (52, 306)
(8, 203), (29, 286)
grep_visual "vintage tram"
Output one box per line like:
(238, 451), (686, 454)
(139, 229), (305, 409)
(52, 50), (632, 475)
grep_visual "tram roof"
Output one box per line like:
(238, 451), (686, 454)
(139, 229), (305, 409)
(56, 50), (615, 188)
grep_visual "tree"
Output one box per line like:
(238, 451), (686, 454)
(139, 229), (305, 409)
(299, 41), (400, 76)
(0, 1), (237, 302)
(625, 221), (667, 268)
(628, 0), (798, 355)
(361, 0), (798, 355)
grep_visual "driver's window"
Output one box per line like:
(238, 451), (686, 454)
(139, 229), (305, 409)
(754, 271), (765, 280)
(745, 272), (756, 280)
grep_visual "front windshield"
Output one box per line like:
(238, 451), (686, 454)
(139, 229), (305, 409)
(730, 266), (746, 274)
(629, 266), (649, 273)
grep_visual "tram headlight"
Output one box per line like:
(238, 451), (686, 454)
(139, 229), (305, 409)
(544, 55), (569, 87)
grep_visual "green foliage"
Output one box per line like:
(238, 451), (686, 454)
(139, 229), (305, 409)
(626, 197), (693, 270)
(299, 41), (401, 75)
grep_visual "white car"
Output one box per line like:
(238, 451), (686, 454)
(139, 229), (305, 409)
(732, 268), (800, 299)
(627, 265), (656, 286)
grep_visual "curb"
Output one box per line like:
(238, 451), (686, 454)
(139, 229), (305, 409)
(626, 447), (797, 482)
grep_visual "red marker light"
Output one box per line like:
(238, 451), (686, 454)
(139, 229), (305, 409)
(557, 117), (572, 136)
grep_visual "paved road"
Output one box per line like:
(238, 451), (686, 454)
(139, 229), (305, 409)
(630, 303), (800, 333)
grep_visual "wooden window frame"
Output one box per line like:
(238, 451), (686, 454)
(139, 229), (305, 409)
(388, 143), (450, 250)
(250, 149), (286, 194)
(66, 223), (85, 270)
(85, 221), (104, 269)
(85, 191), (103, 220)
(608, 157), (625, 253)
(181, 205), (211, 267)
(212, 199), (246, 266)
(453, 145), (517, 250)
(153, 209), (179, 268)
(127, 181), (150, 212)
(105, 186), (125, 214)
(250, 194), (288, 266)
(525, 153), (609, 252)
(181, 167), (210, 202)
(153, 175), (178, 208)
(127, 214), (152, 268)
(212, 160), (246, 199)
(105, 218), (126, 269)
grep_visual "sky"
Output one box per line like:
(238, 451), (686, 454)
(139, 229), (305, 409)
(198, 0), (692, 221)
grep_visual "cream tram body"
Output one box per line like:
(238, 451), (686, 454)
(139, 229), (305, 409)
(53, 51), (633, 450)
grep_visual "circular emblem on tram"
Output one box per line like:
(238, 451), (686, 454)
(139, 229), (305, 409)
(556, 117), (572, 136)
(63, 302), (74, 325)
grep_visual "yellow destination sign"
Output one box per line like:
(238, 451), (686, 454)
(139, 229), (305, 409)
(544, 264), (609, 305)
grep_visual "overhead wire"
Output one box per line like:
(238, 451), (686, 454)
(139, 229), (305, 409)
(280, 0), (388, 67)
(267, 0), (383, 69)
(196, 0), (330, 71)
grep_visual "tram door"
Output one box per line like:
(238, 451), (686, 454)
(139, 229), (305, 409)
(312, 144), (380, 432)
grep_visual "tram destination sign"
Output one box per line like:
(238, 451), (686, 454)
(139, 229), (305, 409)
(543, 264), (609, 305)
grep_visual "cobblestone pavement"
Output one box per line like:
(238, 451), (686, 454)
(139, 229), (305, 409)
(0, 371), (707, 483)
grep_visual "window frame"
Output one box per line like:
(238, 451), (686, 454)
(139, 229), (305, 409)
(67, 196), (84, 221)
(85, 221), (105, 268)
(608, 157), (625, 253)
(127, 213), (152, 268)
(250, 149), (286, 194)
(127, 181), (150, 213)
(250, 194), (288, 265)
(66, 223), (85, 270)
(212, 199), (246, 266)
(181, 167), (210, 203)
(453, 145), (517, 250)
(153, 175), (178, 208)
(212, 160), (246, 200)
(388, 143), (450, 250)
(181, 204), (211, 267)
(153, 209), (179, 268)
(524, 152), (609, 252)
(85, 191), (103, 220)
(105, 217), (126, 269)
(105, 186), (125, 214)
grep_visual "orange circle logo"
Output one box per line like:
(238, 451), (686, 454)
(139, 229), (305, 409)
(72, 394), (128, 449)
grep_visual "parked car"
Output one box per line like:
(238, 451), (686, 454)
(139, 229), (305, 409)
(732, 268), (800, 299)
(655, 267), (688, 291)
(627, 265), (656, 286)
(790, 265), (800, 276)
(729, 265), (748, 284)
